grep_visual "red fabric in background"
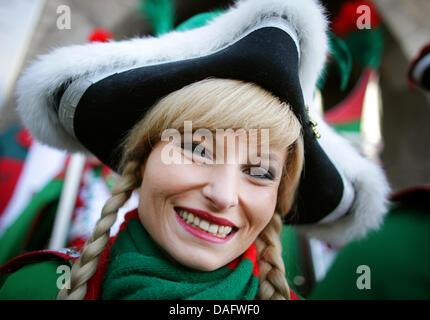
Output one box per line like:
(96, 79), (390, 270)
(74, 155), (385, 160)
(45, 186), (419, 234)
(0, 159), (24, 216)
(331, 1), (381, 37)
(0, 128), (33, 217)
(16, 129), (33, 149)
(88, 28), (114, 43)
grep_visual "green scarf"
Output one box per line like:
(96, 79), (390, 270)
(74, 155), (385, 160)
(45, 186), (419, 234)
(101, 213), (259, 300)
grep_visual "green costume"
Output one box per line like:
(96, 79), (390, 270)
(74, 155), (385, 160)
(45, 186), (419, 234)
(310, 187), (430, 300)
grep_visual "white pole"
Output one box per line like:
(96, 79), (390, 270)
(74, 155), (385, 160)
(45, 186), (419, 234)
(48, 153), (86, 250)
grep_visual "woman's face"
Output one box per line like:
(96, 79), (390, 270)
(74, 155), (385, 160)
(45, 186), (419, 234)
(137, 130), (289, 271)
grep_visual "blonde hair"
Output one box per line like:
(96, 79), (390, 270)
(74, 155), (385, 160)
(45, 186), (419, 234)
(58, 78), (304, 300)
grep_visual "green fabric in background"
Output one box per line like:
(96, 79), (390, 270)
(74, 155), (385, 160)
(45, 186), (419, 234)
(0, 126), (29, 160)
(343, 27), (385, 70)
(318, 33), (352, 91)
(333, 121), (361, 133)
(0, 179), (63, 266)
(175, 10), (224, 32)
(139, 0), (175, 35)
(309, 204), (430, 300)
(281, 225), (306, 298)
(0, 260), (63, 299)
(140, 0), (224, 35)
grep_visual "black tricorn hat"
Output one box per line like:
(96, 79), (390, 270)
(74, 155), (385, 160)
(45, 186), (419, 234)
(16, 0), (390, 244)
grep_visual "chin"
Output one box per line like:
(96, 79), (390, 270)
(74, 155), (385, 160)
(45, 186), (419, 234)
(184, 260), (224, 272)
(172, 249), (230, 272)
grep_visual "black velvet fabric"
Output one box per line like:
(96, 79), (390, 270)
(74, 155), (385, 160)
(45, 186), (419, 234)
(422, 66), (430, 91)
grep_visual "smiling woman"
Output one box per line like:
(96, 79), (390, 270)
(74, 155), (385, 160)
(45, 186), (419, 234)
(2, 0), (391, 301)
(128, 79), (302, 294)
(62, 78), (304, 300)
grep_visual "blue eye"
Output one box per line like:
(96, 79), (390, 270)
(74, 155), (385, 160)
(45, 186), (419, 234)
(244, 166), (275, 180)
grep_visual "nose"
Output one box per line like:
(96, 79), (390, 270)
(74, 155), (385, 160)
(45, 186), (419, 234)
(202, 164), (239, 212)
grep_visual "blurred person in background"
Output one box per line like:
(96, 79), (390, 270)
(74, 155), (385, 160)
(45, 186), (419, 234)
(309, 43), (430, 300)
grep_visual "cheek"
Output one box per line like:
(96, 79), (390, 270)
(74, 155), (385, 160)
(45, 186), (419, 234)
(138, 157), (211, 219)
(142, 149), (210, 196)
(241, 184), (280, 231)
(137, 142), (210, 225)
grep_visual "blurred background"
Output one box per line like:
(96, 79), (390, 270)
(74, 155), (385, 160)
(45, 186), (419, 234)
(0, 0), (429, 299)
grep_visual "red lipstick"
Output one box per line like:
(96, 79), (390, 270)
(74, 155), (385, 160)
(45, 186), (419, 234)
(174, 212), (236, 244)
(175, 206), (238, 228)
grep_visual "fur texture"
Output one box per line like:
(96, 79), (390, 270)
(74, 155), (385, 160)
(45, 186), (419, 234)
(15, 0), (390, 244)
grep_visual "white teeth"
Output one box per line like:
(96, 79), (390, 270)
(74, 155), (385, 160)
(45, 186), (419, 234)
(208, 224), (218, 234)
(199, 220), (209, 231)
(177, 208), (234, 238)
(193, 216), (200, 225)
(186, 213), (194, 224)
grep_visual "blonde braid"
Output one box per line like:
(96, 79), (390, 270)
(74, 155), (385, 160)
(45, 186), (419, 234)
(256, 212), (291, 300)
(57, 160), (141, 300)
(256, 136), (304, 300)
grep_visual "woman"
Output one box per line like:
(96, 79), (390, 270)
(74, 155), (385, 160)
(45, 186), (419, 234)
(1, 0), (390, 300)
(64, 78), (304, 300)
